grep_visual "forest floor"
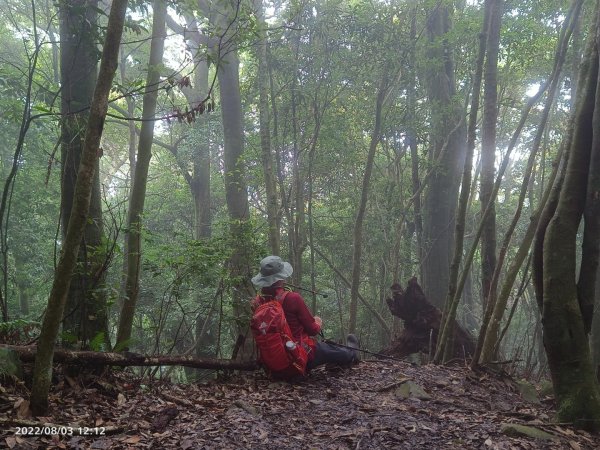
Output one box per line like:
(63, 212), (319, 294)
(1, 358), (598, 449)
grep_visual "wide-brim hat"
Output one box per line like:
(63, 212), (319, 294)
(251, 255), (293, 288)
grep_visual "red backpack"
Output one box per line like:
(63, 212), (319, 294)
(250, 291), (308, 379)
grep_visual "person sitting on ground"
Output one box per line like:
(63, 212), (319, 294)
(251, 255), (359, 370)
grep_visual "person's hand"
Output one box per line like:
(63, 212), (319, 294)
(314, 316), (322, 327)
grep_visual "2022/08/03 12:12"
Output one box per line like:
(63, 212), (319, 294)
(15, 426), (107, 436)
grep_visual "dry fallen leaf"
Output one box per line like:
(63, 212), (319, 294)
(180, 439), (195, 449)
(5, 437), (16, 449)
(16, 399), (31, 419)
(123, 435), (141, 444)
(117, 393), (126, 406)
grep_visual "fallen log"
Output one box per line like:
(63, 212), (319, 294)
(0, 344), (258, 371)
(383, 277), (475, 360)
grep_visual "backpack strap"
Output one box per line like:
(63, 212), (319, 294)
(253, 289), (290, 310)
(275, 290), (289, 306)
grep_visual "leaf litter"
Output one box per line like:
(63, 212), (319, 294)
(1, 359), (598, 449)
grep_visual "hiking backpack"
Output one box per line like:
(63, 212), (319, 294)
(250, 291), (308, 378)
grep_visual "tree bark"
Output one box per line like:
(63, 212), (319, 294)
(59, 0), (108, 348)
(116, 0), (167, 349)
(30, 0), (129, 416)
(578, 77), (600, 334)
(540, 9), (600, 428)
(479, 0), (502, 311)
(422, 5), (467, 309)
(290, 75), (306, 286)
(592, 266), (600, 371)
(408, 7), (423, 274)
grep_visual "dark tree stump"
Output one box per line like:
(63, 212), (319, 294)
(382, 277), (475, 360)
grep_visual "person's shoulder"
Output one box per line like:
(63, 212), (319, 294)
(283, 291), (304, 302)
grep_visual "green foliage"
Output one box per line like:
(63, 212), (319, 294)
(89, 332), (107, 351)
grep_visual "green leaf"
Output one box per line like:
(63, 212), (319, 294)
(89, 332), (106, 352)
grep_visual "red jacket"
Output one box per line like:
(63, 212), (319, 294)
(252, 287), (321, 346)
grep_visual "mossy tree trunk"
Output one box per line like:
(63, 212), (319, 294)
(538, 5), (600, 429)
(592, 270), (600, 371)
(30, 0), (129, 415)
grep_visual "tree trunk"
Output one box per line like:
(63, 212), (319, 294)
(434, 0), (488, 363)
(59, 0), (108, 348)
(184, 17), (214, 367)
(116, 0), (167, 349)
(349, 76), (388, 334)
(578, 79), (600, 335)
(287, 22), (306, 287)
(479, 0), (502, 311)
(290, 83), (306, 286)
(117, 45), (136, 317)
(255, 0), (280, 255)
(408, 8), (423, 274)
(30, 0), (129, 416)
(540, 10), (600, 428)
(592, 266), (600, 371)
(219, 43), (254, 357)
(422, 5), (467, 309)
